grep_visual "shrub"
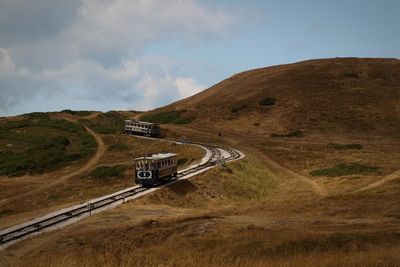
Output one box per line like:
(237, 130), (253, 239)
(0, 118), (97, 176)
(140, 110), (195, 124)
(271, 130), (303, 138)
(38, 118), (84, 133)
(0, 120), (34, 130)
(174, 117), (195, 124)
(328, 143), (363, 150)
(0, 209), (13, 217)
(61, 109), (93, 116)
(108, 143), (129, 151)
(230, 105), (247, 113)
(177, 158), (188, 165)
(310, 163), (381, 177)
(259, 97), (276, 106)
(41, 136), (70, 149)
(23, 112), (50, 120)
(90, 165), (125, 179)
(79, 111), (126, 134)
(343, 71), (359, 78)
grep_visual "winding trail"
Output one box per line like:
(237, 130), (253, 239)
(0, 142), (243, 248)
(59, 127), (106, 182)
(27, 126), (106, 190)
(0, 127), (105, 205)
(356, 168), (400, 192)
(248, 147), (328, 197)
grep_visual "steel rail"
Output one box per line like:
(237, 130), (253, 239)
(0, 143), (240, 246)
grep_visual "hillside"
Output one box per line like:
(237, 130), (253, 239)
(142, 57), (400, 196)
(0, 111), (204, 229)
(2, 58), (400, 266)
(145, 58), (400, 138)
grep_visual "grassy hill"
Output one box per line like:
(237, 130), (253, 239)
(145, 58), (400, 138)
(0, 110), (204, 231)
(1, 58), (400, 266)
(0, 113), (97, 176)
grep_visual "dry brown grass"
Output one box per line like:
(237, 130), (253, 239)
(16, 246), (400, 267)
(2, 156), (400, 266)
(0, 133), (203, 229)
(1, 58), (400, 266)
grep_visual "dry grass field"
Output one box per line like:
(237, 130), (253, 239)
(1, 58), (399, 266)
(0, 112), (204, 230)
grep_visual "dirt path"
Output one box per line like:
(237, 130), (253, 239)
(162, 126), (329, 198)
(26, 126), (106, 189)
(356, 168), (400, 192)
(0, 127), (106, 205)
(248, 147), (328, 197)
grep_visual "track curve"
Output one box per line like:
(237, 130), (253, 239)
(0, 141), (244, 248)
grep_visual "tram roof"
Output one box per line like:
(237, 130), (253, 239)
(135, 153), (178, 161)
(124, 120), (159, 125)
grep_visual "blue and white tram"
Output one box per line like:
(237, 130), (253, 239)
(134, 153), (178, 186)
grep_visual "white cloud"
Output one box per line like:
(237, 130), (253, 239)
(0, 0), (245, 115)
(174, 77), (206, 98)
(0, 48), (14, 74)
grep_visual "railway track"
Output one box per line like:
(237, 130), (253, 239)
(0, 143), (242, 247)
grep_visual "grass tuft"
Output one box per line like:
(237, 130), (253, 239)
(108, 143), (129, 151)
(79, 111), (126, 134)
(310, 163), (381, 177)
(90, 165), (125, 179)
(328, 143), (363, 150)
(343, 71), (359, 78)
(61, 109), (93, 116)
(259, 97), (276, 106)
(271, 130), (303, 138)
(231, 104), (247, 113)
(177, 158), (188, 165)
(140, 110), (195, 124)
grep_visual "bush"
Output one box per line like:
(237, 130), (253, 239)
(0, 209), (13, 218)
(0, 118), (97, 176)
(271, 130), (303, 138)
(343, 71), (359, 78)
(90, 165), (125, 179)
(61, 109), (93, 116)
(38, 118), (84, 133)
(23, 112), (50, 120)
(174, 118), (195, 124)
(230, 104), (247, 113)
(259, 97), (276, 106)
(79, 111), (126, 134)
(328, 143), (363, 150)
(108, 143), (129, 151)
(177, 158), (188, 165)
(310, 163), (381, 177)
(0, 120), (34, 130)
(42, 136), (70, 149)
(140, 110), (195, 124)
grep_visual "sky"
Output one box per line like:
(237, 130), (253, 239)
(0, 0), (399, 116)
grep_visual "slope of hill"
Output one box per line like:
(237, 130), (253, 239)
(0, 111), (204, 229)
(143, 57), (400, 196)
(146, 58), (400, 137)
(2, 58), (400, 266)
